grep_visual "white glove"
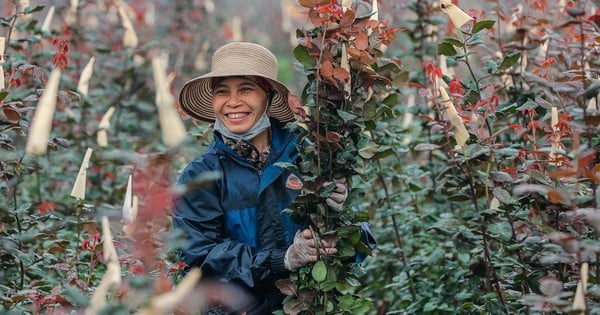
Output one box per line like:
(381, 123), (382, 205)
(284, 229), (337, 271)
(325, 177), (348, 211)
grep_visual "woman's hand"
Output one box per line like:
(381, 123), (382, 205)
(284, 229), (337, 271)
(325, 177), (348, 211)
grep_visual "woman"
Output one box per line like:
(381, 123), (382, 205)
(172, 42), (344, 314)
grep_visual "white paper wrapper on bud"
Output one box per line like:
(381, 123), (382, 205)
(152, 57), (187, 148)
(549, 107), (561, 163)
(490, 197), (500, 210)
(231, 16), (243, 42)
(118, 4), (138, 48)
(439, 55), (453, 78)
(440, 0), (473, 29)
(122, 196), (139, 237)
(19, 0), (31, 19)
(133, 268), (203, 315)
(25, 68), (61, 155)
(144, 2), (155, 26)
(41, 6), (55, 33)
(538, 39), (549, 60)
(70, 148), (93, 200)
(370, 0), (378, 22)
(122, 174), (134, 223)
(0, 37), (5, 90)
(495, 51), (513, 88)
(87, 217), (121, 315)
(342, 0), (352, 10)
(401, 94), (416, 145)
(588, 98), (597, 111)
(439, 86), (469, 148)
(551, 107), (558, 132)
(341, 44), (352, 97)
(97, 106), (115, 147)
(204, 0), (215, 13)
(65, 0), (78, 25)
(78, 56), (95, 97)
(101, 217), (119, 264)
(572, 262), (588, 311)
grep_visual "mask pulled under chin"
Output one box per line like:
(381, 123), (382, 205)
(214, 113), (271, 142)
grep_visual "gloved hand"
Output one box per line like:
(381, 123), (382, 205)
(284, 229), (337, 271)
(325, 177), (348, 211)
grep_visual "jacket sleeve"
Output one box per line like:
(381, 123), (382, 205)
(355, 221), (377, 263)
(171, 162), (289, 288)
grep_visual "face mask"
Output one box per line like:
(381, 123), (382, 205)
(214, 112), (271, 142)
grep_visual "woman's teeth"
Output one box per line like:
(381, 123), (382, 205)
(228, 113), (247, 119)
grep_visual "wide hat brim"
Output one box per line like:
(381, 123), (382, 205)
(178, 42), (295, 123)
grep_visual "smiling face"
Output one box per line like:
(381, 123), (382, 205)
(211, 76), (269, 135)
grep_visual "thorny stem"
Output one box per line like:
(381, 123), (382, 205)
(2, 156), (26, 290)
(457, 160), (508, 314)
(4, 0), (19, 56)
(370, 130), (416, 299)
(314, 22), (328, 178)
(574, 1), (600, 285)
(459, 33), (494, 140)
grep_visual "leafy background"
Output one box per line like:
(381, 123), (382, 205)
(1, 0), (600, 314)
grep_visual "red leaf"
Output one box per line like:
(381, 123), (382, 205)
(298, 0), (332, 8)
(346, 46), (362, 58)
(276, 279), (298, 296)
(354, 32), (369, 50)
(2, 104), (21, 121)
(339, 10), (355, 28)
(547, 189), (564, 204)
(332, 67), (349, 81)
(320, 60), (334, 78)
(37, 202), (57, 215)
(589, 11), (600, 28)
(326, 131), (343, 142)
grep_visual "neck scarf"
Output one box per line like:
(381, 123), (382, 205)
(213, 113), (271, 142)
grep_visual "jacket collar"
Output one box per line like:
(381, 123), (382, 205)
(213, 118), (298, 165)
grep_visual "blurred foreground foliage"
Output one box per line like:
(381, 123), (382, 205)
(1, 0), (600, 314)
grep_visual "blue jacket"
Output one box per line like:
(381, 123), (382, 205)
(172, 119), (376, 313)
(172, 120), (304, 310)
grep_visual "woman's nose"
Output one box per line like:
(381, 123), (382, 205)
(225, 92), (242, 106)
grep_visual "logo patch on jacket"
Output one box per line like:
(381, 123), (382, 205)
(285, 174), (303, 190)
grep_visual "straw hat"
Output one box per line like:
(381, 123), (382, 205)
(178, 42), (295, 123)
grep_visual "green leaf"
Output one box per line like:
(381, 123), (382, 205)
(357, 139), (378, 159)
(0, 91), (8, 102)
(311, 260), (327, 282)
(585, 83), (600, 99)
(293, 45), (316, 69)
(516, 98), (538, 111)
(482, 60), (498, 74)
(339, 294), (355, 311)
(363, 101), (378, 120)
(438, 42), (457, 56)
(496, 102), (516, 118)
(444, 38), (464, 47)
(464, 89), (480, 104)
(373, 147), (394, 159)
(24, 5), (45, 14)
(14, 202), (33, 214)
(392, 71), (409, 86)
(472, 20), (496, 33)
(495, 148), (520, 159)
(498, 52), (521, 71)
(337, 109), (357, 122)
(346, 277), (361, 286)
(61, 286), (89, 308)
